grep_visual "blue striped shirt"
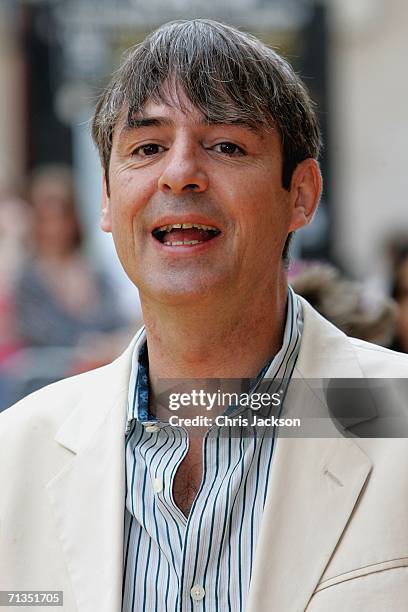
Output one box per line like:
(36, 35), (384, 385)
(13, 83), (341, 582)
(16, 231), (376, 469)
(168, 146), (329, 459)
(122, 287), (303, 612)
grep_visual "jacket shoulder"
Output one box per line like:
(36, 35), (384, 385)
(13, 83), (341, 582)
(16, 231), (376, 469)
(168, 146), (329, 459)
(349, 337), (408, 377)
(0, 358), (127, 434)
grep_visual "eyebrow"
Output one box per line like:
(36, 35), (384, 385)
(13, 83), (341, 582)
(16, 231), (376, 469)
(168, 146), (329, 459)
(118, 114), (263, 138)
(127, 116), (173, 129)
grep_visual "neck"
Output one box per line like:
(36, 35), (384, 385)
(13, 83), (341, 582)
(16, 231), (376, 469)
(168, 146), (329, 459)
(140, 270), (289, 392)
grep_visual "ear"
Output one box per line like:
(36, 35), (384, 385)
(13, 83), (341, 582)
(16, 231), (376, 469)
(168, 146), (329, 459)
(100, 174), (112, 233)
(288, 159), (322, 232)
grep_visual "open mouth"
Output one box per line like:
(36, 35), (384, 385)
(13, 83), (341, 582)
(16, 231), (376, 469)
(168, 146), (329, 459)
(152, 223), (221, 246)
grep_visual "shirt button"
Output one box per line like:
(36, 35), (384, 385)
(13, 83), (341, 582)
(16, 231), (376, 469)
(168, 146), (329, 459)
(153, 478), (163, 493)
(145, 424), (160, 433)
(190, 584), (205, 601)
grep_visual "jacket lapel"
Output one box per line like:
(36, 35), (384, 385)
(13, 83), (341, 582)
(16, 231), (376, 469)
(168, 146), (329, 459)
(247, 300), (373, 611)
(246, 436), (371, 612)
(45, 340), (138, 612)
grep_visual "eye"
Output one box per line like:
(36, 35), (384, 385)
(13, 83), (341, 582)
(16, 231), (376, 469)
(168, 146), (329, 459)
(213, 142), (245, 156)
(132, 143), (165, 157)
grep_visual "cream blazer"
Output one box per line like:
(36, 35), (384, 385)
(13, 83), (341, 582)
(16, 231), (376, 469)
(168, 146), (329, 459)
(1, 298), (408, 612)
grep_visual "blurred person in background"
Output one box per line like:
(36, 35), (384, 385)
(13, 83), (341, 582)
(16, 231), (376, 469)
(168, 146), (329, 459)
(14, 164), (130, 366)
(291, 262), (397, 347)
(0, 172), (32, 409)
(390, 244), (408, 352)
(0, 173), (32, 361)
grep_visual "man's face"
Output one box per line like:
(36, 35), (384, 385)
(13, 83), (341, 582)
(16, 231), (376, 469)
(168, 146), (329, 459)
(102, 91), (312, 305)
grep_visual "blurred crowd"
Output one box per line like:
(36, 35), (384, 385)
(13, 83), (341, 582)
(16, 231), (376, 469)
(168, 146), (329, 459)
(289, 238), (408, 353)
(1, 164), (408, 411)
(0, 165), (138, 411)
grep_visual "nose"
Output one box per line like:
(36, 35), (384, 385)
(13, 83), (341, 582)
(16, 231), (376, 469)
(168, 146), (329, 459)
(158, 143), (209, 194)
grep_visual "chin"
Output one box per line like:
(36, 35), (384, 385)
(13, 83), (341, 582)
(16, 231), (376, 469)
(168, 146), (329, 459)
(138, 274), (227, 306)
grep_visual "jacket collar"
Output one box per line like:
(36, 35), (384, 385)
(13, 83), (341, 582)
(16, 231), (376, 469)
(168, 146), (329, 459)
(296, 296), (366, 379)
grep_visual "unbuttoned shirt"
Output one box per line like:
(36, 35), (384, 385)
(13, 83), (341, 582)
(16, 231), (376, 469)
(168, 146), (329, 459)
(122, 287), (303, 612)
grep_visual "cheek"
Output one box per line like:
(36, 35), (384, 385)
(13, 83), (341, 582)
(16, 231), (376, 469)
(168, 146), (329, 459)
(233, 191), (289, 267)
(257, 196), (291, 259)
(248, 187), (291, 235)
(110, 173), (154, 221)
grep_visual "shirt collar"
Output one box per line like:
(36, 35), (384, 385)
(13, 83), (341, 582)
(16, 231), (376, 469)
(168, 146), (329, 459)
(126, 286), (303, 433)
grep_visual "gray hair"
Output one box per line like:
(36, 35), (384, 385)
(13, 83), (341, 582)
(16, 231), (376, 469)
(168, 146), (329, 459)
(91, 19), (322, 259)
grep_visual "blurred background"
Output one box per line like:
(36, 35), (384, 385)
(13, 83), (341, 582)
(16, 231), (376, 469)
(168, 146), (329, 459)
(1, 0), (408, 410)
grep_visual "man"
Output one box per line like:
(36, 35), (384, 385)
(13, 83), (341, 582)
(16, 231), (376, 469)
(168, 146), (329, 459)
(1, 19), (408, 612)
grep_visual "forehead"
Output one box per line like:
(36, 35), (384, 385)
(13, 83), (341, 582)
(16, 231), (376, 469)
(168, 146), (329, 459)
(132, 96), (207, 126)
(113, 102), (278, 151)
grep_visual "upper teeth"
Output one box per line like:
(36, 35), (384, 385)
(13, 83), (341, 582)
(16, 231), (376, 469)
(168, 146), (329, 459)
(156, 223), (217, 232)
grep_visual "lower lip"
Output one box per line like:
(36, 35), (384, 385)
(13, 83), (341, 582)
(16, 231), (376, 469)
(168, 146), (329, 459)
(151, 233), (223, 255)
